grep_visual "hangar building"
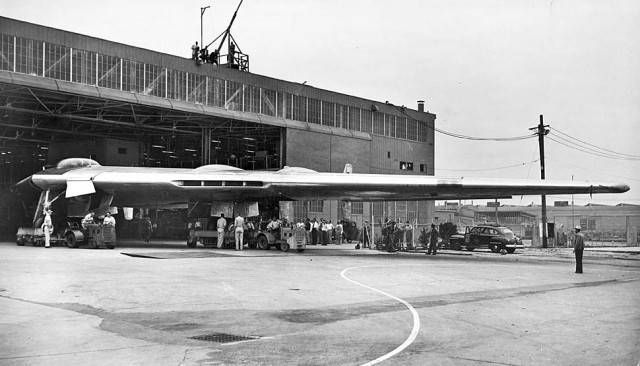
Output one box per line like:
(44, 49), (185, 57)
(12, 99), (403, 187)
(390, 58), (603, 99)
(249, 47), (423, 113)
(0, 16), (436, 237)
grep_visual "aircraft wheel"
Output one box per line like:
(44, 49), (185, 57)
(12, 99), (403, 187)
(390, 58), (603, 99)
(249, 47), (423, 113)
(296, 249), (304, 253)
(280, 243), (290, 252)
(257, 236), (269, 250)
(66, 233), (80, 248)
(506, 248), (516, 254)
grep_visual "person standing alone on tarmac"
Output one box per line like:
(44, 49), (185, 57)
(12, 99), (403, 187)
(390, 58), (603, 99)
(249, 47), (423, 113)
(234, 213), (245, 251)
(217, 213), (227, 248)
(41, 207), (53, 248)
(573, 225), (585, 273)
(427, 223), (439, 255)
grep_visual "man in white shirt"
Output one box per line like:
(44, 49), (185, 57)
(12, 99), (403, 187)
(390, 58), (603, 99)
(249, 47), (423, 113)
(103, 212), (116, 227)
(234, 214), (245, 251)
(42, 208), (53, 248)
(266, 217), (281, 232)
(216, 213), (227, 248)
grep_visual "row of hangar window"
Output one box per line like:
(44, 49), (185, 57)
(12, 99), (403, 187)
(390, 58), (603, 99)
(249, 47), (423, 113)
(0, 33), (431, 143)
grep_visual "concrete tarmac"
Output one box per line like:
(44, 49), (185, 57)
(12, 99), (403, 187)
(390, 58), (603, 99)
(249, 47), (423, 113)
(1, 240), (639, 366)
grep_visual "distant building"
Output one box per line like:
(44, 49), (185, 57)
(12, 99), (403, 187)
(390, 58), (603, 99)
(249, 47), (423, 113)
(435, 202), (640, 245)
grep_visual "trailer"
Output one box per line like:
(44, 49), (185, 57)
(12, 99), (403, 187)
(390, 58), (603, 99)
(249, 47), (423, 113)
(16, 227), (65, 247)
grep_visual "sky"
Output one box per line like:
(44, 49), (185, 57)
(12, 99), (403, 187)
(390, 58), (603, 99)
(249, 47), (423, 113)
(2, 0), (639, 206)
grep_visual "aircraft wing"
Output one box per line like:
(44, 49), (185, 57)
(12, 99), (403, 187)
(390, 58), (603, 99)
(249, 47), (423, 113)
(17, 159), (629, 208)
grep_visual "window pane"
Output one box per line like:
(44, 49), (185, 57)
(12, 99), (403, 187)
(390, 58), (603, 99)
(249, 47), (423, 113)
(261, 88), (277, 116)
(0, 34), (14, 71)
(292, 95), (306, 122)
(225, 80), (243, 111)
(16, 37), (43, 76)
(373, 112), (384, 135)
(308, 98), (321, 124)
(348, 106), (360, 131)
(145, 64), (165, 97)
(71, 48), (95, 85)
(322, 101), (336, 127)
(97, 54), (119, 90)
(45, 43), (70, 81)
(360, 109), (372, 133)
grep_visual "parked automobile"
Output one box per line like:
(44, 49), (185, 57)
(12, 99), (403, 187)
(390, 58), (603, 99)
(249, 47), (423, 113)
(449, 224), (523, 253)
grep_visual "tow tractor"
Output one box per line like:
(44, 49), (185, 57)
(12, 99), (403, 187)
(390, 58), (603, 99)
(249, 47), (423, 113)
(253, 226), (307, 253)
(64, 222), (116, 249)
(16, 222), (116, 249)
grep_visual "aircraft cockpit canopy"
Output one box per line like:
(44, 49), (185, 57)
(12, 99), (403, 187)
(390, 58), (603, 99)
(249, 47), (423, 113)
(55, 158), (101, 169)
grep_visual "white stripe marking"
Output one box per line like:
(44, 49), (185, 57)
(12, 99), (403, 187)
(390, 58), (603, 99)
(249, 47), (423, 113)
(340, 266), (421, 366)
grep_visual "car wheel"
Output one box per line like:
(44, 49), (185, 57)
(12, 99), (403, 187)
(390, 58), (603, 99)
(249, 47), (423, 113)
(466, 247), (475, 251)
(490, 244), (500, 253)
(280, 242), (290, 252)
(187, 239), (197, 248)
(17, 238), (27, 246)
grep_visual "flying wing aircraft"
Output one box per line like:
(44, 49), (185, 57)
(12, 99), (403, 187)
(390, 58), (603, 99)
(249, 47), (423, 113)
(14, 157), (629, 223)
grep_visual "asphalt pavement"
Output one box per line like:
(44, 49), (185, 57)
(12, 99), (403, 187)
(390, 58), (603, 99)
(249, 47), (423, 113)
(1, 240), (638, 366)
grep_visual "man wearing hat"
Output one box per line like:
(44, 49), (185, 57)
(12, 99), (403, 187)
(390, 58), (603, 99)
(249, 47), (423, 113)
(573, 225), (585, 273)
(41, 207), (53, 248)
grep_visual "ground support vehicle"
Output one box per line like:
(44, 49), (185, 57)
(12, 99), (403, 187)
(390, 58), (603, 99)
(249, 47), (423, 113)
(65, 223), (116, 249)
(253, 227), (306, 253)
(16, 227), (66, 247)
(449, 224), (523, 254)
(187, 229), (228, 248)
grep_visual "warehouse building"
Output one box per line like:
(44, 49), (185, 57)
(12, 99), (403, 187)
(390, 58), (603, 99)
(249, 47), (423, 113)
(0, 16), (436, 237)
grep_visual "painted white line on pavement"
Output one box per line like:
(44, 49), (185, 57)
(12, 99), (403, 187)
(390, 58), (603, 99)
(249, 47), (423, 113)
(340, 266), (421, 366)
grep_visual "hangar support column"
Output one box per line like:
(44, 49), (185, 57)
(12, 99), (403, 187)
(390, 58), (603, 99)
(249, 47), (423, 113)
(202, 127), (211, 165)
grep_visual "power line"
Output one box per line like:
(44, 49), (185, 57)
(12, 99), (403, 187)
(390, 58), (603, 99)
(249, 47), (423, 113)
(547, 135), (640, 161)
(552, 127), (640, 159)
(389, 103), (537, 142)
(437, 159), (540, 172)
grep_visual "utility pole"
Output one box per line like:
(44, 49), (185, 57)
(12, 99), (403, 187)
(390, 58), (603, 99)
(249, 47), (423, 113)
(201, 6), (210, 49)
(530, 115), (550, 248)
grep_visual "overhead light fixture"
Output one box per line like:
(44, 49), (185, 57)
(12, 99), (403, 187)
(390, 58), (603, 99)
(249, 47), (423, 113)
(243, 137), (255, 141)
(211, 139), (220, 143)
(40, 146), (49, 150)
(152, 145), (164, 148)
(184, 148), (197, 152)
(246, 150), (255, 153)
